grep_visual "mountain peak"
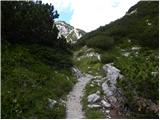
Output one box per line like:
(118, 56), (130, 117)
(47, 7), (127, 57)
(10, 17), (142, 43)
(55, 21), (86, 44)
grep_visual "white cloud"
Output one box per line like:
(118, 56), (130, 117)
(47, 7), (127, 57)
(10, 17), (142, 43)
(42, 0), (72, 12)
(42, 0), (140, 32)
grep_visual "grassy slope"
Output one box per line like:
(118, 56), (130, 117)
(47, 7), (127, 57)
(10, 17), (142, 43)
(78, 1), (158, 49)
(75, 1), (159, 119)
(75, 43), (158, 119)
(73, 46), (104, 76)
(1, 41), (76, 118)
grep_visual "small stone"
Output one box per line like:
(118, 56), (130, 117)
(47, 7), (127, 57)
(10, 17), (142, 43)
(123, 52), (130, 57)
(108, 96), (117, 104)
(90, 84), (94, 87)
(101, 100), (111, 108)
(48, 98), (57, 108)
(94, 76), (102, 79)
(88, 93), (100, 103)
(128, 39), (131, 43)
(88, 104), (101, 108)
(94, 79), (102, 83)
(13, 98), (17, 103)
(151, 72), (158, 77)
(107, 116), (111, 119)
(119, 74), (123, 79)
(106, 110), (110, 114)
(131, 47), (140, 50)
(60, 99), (66, 106)
(96, 90), (101, 95)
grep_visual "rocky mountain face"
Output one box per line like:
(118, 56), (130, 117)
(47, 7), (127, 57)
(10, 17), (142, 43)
(56, 21), (86, 44)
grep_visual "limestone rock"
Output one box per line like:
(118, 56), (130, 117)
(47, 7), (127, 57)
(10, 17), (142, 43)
(101, 100), (111, 108)
(88, 104), (101, 108)
(48, 98), (57, 108)
(88, 93), (100, 103)
(102, 82), (113, 96)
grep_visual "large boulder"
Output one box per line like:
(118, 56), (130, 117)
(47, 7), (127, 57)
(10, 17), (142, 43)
(102, 63), (123, 97)
(102, 63), (121, 84)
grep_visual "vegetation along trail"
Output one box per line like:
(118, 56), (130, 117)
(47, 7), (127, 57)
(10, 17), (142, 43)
(1, 1), (158, 119)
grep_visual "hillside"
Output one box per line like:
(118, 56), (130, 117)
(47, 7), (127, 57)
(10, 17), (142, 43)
(1, 1), (159, 119)
(56, 21), (86, 44)
(75, 1), (159, 119)
(78, 1), (158, 49)
(1, 1), (76, 118)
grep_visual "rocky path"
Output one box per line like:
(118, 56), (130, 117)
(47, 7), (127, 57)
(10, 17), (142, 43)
(66, 47), (124, 119)
(66, 70), (93, 119)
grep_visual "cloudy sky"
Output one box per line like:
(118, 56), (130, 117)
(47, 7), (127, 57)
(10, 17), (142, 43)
(42, 0), (140, 32)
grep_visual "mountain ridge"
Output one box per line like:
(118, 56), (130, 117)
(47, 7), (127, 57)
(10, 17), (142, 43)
(78, 1), (158, 49)
(56, 21), (86, 44)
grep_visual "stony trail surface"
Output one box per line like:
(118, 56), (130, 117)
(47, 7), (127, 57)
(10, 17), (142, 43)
(66, 73), (93, 119)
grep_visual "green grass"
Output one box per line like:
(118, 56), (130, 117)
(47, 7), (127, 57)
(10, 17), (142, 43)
(85, 108), (105, 119)
(72, 46), (106, 118)
(75, 57), (103, 75)
(74, 41), (158, 119)
(73, 47), (104, 76)
(1, 42), (76, 118)
(114, 48), (158, 118)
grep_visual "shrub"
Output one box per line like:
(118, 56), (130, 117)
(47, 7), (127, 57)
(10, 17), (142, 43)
(1, 42), (75, 118)
(86, 35), (114, 50)
(115, 49), (158, 118)
(101, 52), (115, 63)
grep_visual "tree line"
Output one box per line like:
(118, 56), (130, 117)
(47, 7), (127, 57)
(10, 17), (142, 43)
(2, 1), (68, 49)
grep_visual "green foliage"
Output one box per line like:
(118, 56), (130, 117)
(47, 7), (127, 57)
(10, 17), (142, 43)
(75, 57), (102, 75)
(101, 52), (115, 64)
(138, 23), (159, 48)
(1, 2), (74, 117)
(85, 108), (105, 119)
(76, 1), (159, 119)
(73, 46), (103, 76)
(78, 1), (159, 49)
(1, 42), (76, 118)
(27, 44), (73, 68)
(1, 1), (67, 48)
(79, 35), (114, 50)
(115, 49), (158, 118)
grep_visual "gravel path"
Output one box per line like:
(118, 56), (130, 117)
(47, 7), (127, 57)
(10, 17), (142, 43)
(66, 74), (93, 119)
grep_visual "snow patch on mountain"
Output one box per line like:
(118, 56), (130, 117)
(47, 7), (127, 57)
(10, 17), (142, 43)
(55, 21), (86, 44)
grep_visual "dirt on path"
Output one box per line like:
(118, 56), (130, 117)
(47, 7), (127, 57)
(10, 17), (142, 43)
(66, 74), (93, 119)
